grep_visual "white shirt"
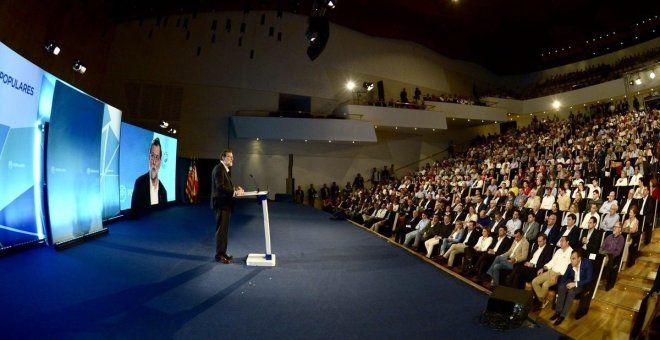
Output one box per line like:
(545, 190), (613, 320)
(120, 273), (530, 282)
(149, 178), (159, 205)
(540, 195), (555, 210)
(475, 236), (493, 251)
(545, 246), (573, 275)
(529, 244), (546, 266)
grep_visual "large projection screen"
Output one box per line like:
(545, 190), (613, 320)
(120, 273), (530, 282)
(45, 80), (105, 244)
(0, 42), (45, 250)
(119, 123), (177, 212)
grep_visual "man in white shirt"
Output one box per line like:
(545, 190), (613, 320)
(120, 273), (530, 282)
(579, 204), (600, 229)
(531, 236), (573, 308)
(540, 188), (555, 210)
(599, 191), (618, 215)
(505, 210), (522, 237)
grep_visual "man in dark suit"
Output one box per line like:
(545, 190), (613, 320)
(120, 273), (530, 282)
(540, 213), (562, 246)
(211, 149), (244, 264)
(636, 187), (655, 245)
(550, 249), (593, 326)
(580, 216), (603, 257)
(506, 233), (554, 289)
(131, 137), (168, 217)
(559, 213), (581, 250)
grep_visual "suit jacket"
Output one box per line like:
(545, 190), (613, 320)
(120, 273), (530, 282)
(527, 243), (555, 268)
(560, 225), (582, 250)
(580, 228), (603, 255)
(211, 162), (235, 211)
(559, 258), (593, 288)
(131, 172), (167, 216)
(521, 221), (540, 244)
(540, 223), (562, 246)
(502, 238), (530, 263)
(458, 227), (481, 247)
(636, 196), (655, 220)
(489, 219), (506, 233)
(488, 236), (513, 256)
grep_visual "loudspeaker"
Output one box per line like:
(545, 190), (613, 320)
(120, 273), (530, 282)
(485, 286), (532, 321)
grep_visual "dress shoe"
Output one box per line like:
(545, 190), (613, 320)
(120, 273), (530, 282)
(549, 313), (560, 321)
(553, 316), (564, 326)
(215, 255), (232, 264)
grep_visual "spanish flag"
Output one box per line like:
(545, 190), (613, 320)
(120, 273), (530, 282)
(186, 159), (199, 203)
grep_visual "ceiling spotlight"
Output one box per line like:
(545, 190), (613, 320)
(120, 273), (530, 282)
(72, 59), (86, 74)
(552, 100), (561, 109)
(363, 82), (374, 91)
(650, 71), (656, 79)
(160, 121), (169, 128)
(635, 78), (642, 85)
(629, 80), (635, 86)
(168, 128), (176, 134)
(324, 0), (336, 9)
(345, 81), (356, 91)
(45, 41), (60, 55)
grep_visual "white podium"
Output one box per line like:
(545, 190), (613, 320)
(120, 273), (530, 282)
(239, 191), (276, 266)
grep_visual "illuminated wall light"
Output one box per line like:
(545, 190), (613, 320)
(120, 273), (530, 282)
(304, 139), (308, 142)
(256, 138), (260, 141)
(328, 140), (332, 143)
(345, 80), (356, 91)
(432, 129), (435, 132)
(414, 127), (417, 130)
(352, 141), (355, 144)
(280, 138), (283, 142)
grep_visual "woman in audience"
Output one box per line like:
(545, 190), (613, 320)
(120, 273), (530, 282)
(439, 221), (466, 256)
(465, 205), (478, 223)
(623, 207), (641, 267)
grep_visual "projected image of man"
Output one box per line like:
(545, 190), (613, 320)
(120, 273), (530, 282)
(131, 137), (168, 215)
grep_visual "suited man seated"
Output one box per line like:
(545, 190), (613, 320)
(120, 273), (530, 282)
(549, 249), (593, 326)
(485, 229), (529, 288)
(580, 216), (603, 257)
(131, 137), (168, 217)
(521, 212), (540, 245)
(506, 233), (554, 289)
(540, 213), (562, 247)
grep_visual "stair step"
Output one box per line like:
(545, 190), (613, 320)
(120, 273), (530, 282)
(594, 284), (645, 311)
(614, 276), (653, 290)
(635, 256), (660, 265)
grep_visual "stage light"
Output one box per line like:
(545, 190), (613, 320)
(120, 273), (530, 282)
(552, 100), (561, 109)
(160, 121), (169, 128)
(363, 82), (374, 91)
(345, 81), (356, 91)
(635, 78), (642, 85)
(323, 0), (337, 9)
(72, 60), (86, 74)
(650, 71), (656, 79)
(45, 41), (60, 55)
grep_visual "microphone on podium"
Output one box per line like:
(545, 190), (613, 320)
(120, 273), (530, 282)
(249, 174), (260, 192)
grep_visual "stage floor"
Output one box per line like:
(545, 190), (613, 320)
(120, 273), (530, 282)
(0, 201), (560, 339)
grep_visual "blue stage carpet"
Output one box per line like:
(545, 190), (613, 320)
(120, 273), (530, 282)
(0, 200), (562, 339)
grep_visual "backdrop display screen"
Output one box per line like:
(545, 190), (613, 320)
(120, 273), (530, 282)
(45, 80), (106, 244)
(0, 42), (45, 249)
(119, 123), (177, 211)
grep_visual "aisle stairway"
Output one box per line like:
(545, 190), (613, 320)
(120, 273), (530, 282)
(594, 228), (660, 312)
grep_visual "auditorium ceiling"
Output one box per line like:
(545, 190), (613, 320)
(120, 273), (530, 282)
(108, 0), (660, 75)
